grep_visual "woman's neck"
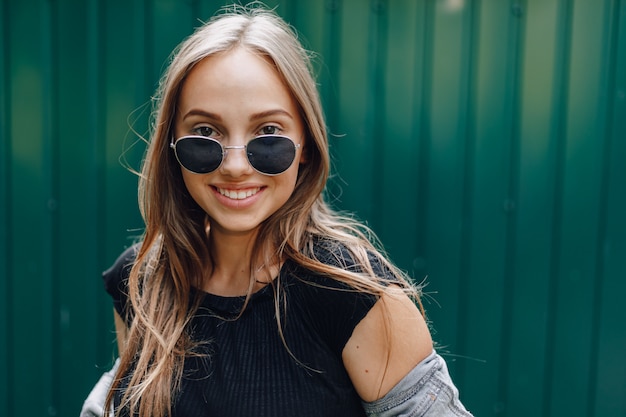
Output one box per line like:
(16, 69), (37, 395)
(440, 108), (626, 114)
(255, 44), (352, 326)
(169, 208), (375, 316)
(203, 228), (276, 296)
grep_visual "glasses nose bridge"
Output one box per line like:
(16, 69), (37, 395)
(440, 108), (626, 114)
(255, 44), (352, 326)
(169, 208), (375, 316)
(220, 143), (252, 173)
(222, 144), (249, 160)
(222, 144), (247, 152)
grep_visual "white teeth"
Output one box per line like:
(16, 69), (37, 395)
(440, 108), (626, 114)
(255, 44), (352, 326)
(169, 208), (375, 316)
(218, 187), (260, 200)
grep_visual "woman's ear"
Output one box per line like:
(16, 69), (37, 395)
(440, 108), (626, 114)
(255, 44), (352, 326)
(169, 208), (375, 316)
(298, 140), (308, 165)
(299, 149), (308, 165)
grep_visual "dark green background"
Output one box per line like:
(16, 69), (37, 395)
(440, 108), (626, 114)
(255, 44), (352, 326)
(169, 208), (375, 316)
(1, 0), (625, 416)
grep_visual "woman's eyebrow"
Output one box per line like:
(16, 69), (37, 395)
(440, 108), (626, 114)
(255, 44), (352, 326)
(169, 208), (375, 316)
(249, 109), (293, 121)
(182, 109), (222, 121)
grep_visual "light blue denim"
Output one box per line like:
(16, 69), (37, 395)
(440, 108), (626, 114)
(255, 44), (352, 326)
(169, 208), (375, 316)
(80, 358), (119, 417)
(362, 351), (473, 417)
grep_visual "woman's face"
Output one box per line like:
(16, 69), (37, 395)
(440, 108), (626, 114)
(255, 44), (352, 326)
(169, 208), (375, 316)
(173, 47), (305, 239)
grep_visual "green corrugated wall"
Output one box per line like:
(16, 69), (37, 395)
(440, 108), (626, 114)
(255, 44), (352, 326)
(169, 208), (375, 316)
(1, 0), (625, 416)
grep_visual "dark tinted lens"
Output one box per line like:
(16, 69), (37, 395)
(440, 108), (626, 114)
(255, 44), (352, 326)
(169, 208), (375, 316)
(174, 136), (223, 174)
(247, 136), (296, 175)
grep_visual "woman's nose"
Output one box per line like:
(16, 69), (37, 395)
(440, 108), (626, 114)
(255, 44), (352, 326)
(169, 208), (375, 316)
(219, 145), (253, 177)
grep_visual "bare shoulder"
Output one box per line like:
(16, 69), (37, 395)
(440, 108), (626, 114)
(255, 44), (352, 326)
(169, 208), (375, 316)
(342, 286), (433, 402)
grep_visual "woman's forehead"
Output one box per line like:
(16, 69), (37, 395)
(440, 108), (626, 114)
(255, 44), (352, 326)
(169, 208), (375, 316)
(176, 48), (299, 123)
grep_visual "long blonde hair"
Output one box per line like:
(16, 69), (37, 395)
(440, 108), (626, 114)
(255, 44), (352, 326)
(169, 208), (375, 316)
(106, 5), (422, 417)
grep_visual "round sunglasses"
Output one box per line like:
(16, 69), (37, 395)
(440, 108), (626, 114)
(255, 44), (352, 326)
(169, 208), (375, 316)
(170, 135), (301, 176)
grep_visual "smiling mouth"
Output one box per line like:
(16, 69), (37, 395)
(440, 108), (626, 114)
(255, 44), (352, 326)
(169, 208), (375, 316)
(216, 187), (261, 200)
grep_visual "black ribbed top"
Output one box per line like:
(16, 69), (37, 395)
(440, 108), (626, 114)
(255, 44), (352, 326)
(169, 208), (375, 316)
(103, 242), (383, 417)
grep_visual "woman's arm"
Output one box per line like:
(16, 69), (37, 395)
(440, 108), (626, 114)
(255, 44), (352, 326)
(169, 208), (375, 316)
(343, 287), (473, 416)
(342, 286), (433, 402)
(113, 309), (128, 356)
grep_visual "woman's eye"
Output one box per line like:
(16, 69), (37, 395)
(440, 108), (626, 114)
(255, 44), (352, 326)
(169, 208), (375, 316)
(193, 126), (214, 137)
(259, 125), (280, 136)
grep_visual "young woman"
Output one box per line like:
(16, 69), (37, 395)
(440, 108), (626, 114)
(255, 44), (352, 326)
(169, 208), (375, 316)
(98, 5), (472, 417)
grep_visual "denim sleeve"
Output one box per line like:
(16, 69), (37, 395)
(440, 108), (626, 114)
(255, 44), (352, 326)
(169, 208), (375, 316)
(80, 358), (120, 417)
(362, 351), (473, 417)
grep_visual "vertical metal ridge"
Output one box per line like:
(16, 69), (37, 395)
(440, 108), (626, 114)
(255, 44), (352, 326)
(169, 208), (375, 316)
(143, 0), (154, 108)
(587, 0), (621, 414)
(0, 0), (13, 414)
(40, 0), (61, 414)
(542, 0), (574, 415)
(282, 0), (298, 27)
(497, 0), (526, 412)
(321, 0), (342, 205)
(412, 0), (435, 274)
(455, 0), (481, 386)
(190, 0), (200, 27)
(87, 0), (109, 362)
(322, 0), (342, 131)
(128, 0), (152, 150)
(368, 0), (387, 234)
